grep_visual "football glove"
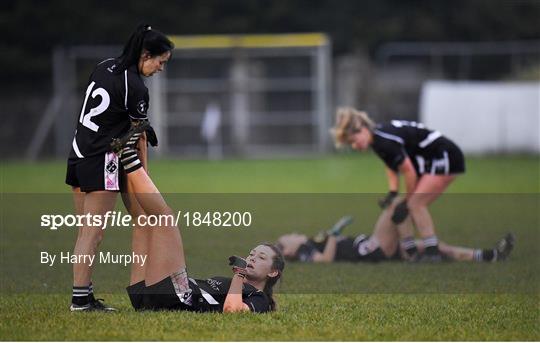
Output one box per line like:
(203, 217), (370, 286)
(391, 200), (409, 224)
(145, 125), (158, 147)
(378, 191), (398, 209)
(110, 120), (150, 154)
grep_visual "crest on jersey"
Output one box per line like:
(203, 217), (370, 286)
(137, 100), (148, 115)
(107, 64), (117, 73)
(206, 278), (223, 291)
(104, 152), (119, 191)
(105, 159), (118, 174)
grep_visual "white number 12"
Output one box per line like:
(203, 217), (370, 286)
(79, 81), (110, 132)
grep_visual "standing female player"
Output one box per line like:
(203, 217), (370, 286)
(331, 107), (466, 262)
(65, 24), (173, 311)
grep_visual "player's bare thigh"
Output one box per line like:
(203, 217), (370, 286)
(372, 198), (401, 257)
(72, 187), (84, 215)
(410, 174), (456, 207)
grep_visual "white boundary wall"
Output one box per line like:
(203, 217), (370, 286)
(420, 81), (540, 154)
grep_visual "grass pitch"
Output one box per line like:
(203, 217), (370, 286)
(1, 154), (539, 340)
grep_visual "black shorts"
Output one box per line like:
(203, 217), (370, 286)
(65, 152), (125, 192)
(415, 137), (466, 175)
(335, 236), (389, 263)
(355, 239), (387, 263)
(126, 278), (197, 312)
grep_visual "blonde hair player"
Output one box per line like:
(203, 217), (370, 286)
(331, 107), (466, 262)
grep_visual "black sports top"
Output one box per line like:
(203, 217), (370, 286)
(371, 120), (452, 174)
(188, 276), (271, 313)
(69, 59), (149, 159)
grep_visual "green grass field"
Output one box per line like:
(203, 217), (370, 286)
(1, 154), (539, 193)
(1, 154), (539, 341)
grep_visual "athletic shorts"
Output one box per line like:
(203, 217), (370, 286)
(65, 152), (125, 192)
(352, 236), (387, 262)
(334, 235), (394, 263)
(127, 277), (197, 312)
(415, 137), (466, 175)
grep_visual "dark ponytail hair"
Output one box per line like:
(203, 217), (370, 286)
(261, 243), (285, 311)
(116, 24), (174, 73)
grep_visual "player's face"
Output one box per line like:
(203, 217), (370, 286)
(140, 51), (171, 77)
(349, 127), (371, 151)
(277, 234), (308, 259)
(244, 245), (278, 281)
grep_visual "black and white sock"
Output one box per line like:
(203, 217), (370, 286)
(423, 235), (440, 255)
(120, 147), (142, 174)
(473, 249), (496, 262)
(171, 268), (192, 305)
(88, 282), (95, 301)
(401, 236), (418, 256)
(72, 285), (90, 306)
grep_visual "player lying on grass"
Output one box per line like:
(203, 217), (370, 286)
(276, 199), (514, 263)
(126, 244), (285, 313)
(112, 115), (285, 313)
(332, 107), (467, 262)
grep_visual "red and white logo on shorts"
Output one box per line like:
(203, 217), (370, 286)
(104, 152), (119, 191)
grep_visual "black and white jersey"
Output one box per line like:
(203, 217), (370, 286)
(68, 59), (149, 159)
(371, 120), (450, 175)
(187, 276), (271, 313)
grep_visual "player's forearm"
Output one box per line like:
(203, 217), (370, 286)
(398, 159), (417, 196)
(321, 236), (337, 262)
(223, 275), (249, 312)
(385, 167), (399, 192)
(403, 169), (417, 196)
(138, 132), (148, 172)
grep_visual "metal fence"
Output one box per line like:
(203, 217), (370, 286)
(27, 33), (332, 160)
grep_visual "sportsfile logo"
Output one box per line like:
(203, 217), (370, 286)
(40, 211), (177, 230)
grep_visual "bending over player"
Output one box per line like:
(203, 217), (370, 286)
(332, 107), (467, 262)
(276, 199), (514, 263)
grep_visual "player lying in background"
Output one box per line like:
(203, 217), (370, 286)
(276, 199), (514, 263)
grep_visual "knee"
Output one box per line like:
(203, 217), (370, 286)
(387, 196), (405, 212)
(77, 229), (105, 249)
(132, 226), (152, 244)
(124, 198), (145, 218)
(163, 206), (174, 217)
(94, 232), (104, 247)
(407, 197), (427, 212)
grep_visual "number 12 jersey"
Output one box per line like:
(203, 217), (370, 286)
(69, 59), (149, 159)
